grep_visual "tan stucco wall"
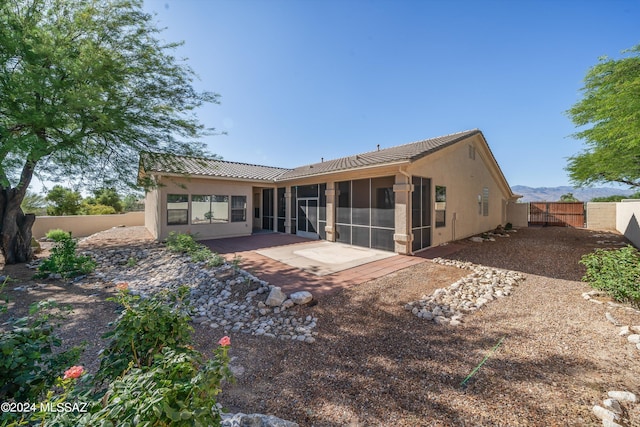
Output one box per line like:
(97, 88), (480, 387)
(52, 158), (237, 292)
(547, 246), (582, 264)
(32, 212), (144, 239)
(616, 201), (640, 248)
(407, 135), (511, 246)
(152, 176), (262, 241)
(507, 203), (529, 228)
(586, 202), (617, 231)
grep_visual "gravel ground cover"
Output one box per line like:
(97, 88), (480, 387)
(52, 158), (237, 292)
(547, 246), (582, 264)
(1, 226), (639, 426)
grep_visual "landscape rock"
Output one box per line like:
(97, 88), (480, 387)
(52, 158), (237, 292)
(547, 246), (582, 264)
(603, 398), (622, 414)
(627, 334), (640, 344)
(607, 391), (637, 403)
(592, 405), (619, 422)
(78, 243), (318, 343)
(265, 287), (287, 307)
(605, 312), (620, 326)
(595, 391), (639, 426)
(405, 258), (525, 325)
(221, 412), (299, 427)
(289, 291), (313, 305)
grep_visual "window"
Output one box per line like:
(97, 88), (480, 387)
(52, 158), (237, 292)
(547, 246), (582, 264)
(191, 195), (211, 224)
(468, 145), (476, 160)
(231, 196), (247, 222)
(435, 186), (446, 228)
(191, 195), (230, 224)
(167, 194), (188, 225)
(211, 195), (229, 222)
(482, 187), (489, 216)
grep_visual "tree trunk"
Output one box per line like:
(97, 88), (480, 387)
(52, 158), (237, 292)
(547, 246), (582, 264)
(0, 189), (35, 264)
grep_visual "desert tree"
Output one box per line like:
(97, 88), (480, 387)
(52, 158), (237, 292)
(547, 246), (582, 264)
(566, 44), (640, 188)
(0, 0), (218, 263)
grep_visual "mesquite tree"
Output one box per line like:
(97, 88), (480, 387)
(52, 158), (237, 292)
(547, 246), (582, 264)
(0, 0), (217, 263)
(567, 44), (640, 188)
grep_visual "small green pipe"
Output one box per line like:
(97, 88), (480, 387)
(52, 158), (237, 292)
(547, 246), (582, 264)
(460, 336), (505, 388)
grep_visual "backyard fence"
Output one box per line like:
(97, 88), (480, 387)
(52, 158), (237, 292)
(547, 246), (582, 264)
(528, 202), (585, 227)
(32, 212), (144, 239)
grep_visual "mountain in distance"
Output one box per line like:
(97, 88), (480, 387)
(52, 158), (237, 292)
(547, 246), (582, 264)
(512, 185), (636, 202)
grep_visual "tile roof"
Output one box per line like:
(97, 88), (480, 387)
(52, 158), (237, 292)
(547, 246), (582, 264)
(139, 129), (482, 182)
(139, 152), (290, 181)
(277, 129), (481, 180)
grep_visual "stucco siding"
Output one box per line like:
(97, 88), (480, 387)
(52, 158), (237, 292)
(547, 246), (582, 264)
(407, 137), (507, 246)
(155, 176), (260, 241)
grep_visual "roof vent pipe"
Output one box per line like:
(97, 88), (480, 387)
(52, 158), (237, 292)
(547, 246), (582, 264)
(377, 144), (380, 151)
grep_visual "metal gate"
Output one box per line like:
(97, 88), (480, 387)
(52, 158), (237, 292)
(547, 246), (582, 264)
(529, 202), (585, 227)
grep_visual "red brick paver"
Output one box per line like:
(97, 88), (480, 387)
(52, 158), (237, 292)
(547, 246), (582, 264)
(201, 233), (433, 296)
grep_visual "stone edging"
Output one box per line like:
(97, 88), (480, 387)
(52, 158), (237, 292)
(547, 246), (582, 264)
(592, 391), (637, 427)
(404, 258), (526, 325)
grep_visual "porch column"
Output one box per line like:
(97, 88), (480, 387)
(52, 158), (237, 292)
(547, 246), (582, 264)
(284, 188), (292, 234)
(325, 182), (336, 242)
(393, 174), (413, 254)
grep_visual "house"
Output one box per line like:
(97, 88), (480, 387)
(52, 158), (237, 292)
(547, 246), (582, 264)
(138, 129), (520, 255)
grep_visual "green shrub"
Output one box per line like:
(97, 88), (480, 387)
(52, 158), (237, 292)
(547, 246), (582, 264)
(81, 203), (117, 215)
(45, 229), (71, 242)
(36, 238), (96, 279)
(165, 231), (200, 253)
(580, 245), (640, 307)
(62, 346), (232, 426)
(0, 278), (7, 315)
(0, 301), (82, 402)
(14, 287), (233, 427)
(165, 232), (225, 268)
(96, 286), (193, 384)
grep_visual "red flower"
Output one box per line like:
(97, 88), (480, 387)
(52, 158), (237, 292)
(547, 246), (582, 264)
(115, 282), (129, 291)
(63, 365), (84, 380)
(218, 336), (231, 347)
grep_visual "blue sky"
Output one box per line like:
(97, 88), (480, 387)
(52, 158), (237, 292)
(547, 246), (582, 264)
(142, 0), (640, 188)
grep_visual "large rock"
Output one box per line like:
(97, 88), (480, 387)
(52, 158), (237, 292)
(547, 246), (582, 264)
(603, 398), (622, 414)
(265, 287), (287, 307)
(592, 405), (619, 422)
(221, 412), (299, 427)
(627, 334), (640, 344)
(290, 291), (313, 305)
(607, 391), (637, 403)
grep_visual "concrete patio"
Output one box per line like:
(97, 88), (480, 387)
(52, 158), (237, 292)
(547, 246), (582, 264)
(201, 232), (465, 296)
